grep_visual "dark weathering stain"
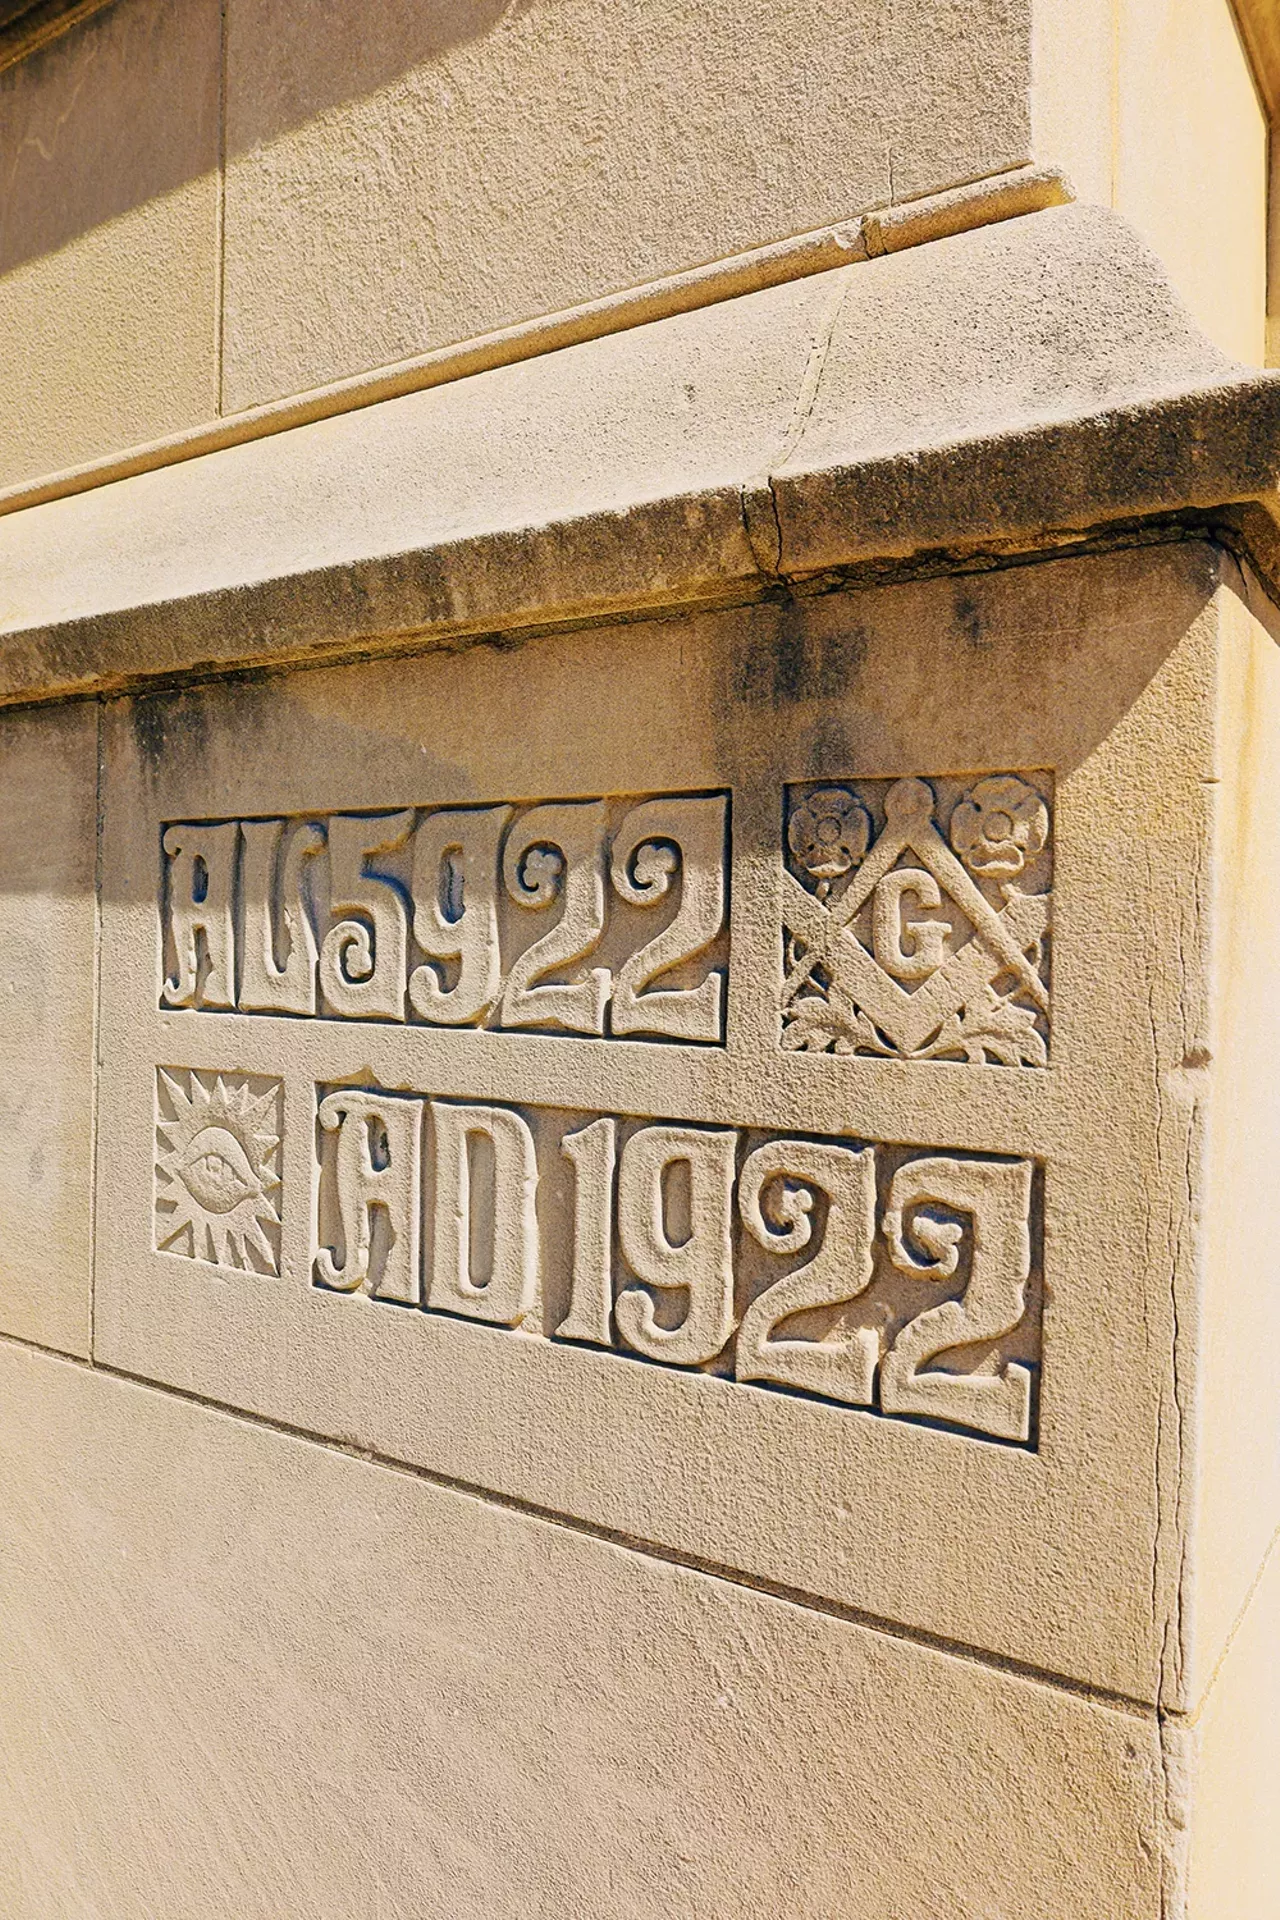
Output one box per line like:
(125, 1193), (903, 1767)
(129, 693), (172, 782)
(128, 685), (224, 787)
(734, 605), (869, 707)
(954, 589), (988, 650)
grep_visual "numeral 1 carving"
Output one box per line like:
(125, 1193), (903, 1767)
(558, 1117), (617, 1346)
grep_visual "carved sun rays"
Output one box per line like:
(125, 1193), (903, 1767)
(154, 1070), (282, 1273)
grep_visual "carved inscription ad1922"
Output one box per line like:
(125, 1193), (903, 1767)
(309, 1088), (1042, 1444)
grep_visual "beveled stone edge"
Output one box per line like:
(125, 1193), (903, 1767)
(4, 374), (1280, 713)
(1233, 0), (1280, 117)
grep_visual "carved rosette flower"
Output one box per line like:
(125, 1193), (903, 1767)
(788, 788), (872, 883)
(950, 776), (1048, 879)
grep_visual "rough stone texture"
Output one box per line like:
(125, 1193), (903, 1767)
(0, 0), (221, 489)
(220, 0), (1033, 410)
(0, 1338), (1166, 1920)
(0, 0), (1266, 497)
(0, 701), (95, 1357)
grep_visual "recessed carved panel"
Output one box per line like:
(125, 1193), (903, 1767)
(159, 792), (729, 1045)
(154, 1068), (283, 1273)
(781, 774), (1052, 1064)
(313, 1086), (1043, 1446)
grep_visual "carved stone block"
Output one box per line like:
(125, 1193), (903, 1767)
(96, 541), (1227, 1719)
(154, 1068), (283, 1274)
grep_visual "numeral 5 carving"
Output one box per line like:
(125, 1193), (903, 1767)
(318, 812), (415, 1022)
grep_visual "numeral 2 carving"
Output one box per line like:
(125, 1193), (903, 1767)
(500, 801), (609, 1034)
(736, 1139), (879, 1407)
(610, 796), (727, 1043)
(879, 1157), (1033, 1442)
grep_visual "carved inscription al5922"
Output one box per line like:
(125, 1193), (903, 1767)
(159, 791), (729, 1044)
(781, 774), (1052, 1064)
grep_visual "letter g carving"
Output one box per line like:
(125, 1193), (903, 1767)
(871, 868), (949, 982)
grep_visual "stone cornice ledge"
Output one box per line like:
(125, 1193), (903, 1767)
(0, 0), (114, 75)
(1, 203), (1279, 708)
(1232, 0), (1280, 117)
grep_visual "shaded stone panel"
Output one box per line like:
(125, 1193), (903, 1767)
(0, 699), (96, 1357)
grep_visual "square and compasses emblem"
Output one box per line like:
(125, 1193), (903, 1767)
(781, 773), (1052, 1066)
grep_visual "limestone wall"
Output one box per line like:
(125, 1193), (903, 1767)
(0, 0), (1271, 496)
(0, 4), (1279, 1915)
(0, 538), (1230, 1918)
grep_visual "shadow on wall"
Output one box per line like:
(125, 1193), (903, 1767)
(0, 0), (538, 279)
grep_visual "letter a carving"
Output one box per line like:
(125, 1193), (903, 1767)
(314, 1090), (425, 1303)
(163, 821), (238, 1008)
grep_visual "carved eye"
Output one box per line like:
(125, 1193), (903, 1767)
(176, 1126), (259, 1213)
